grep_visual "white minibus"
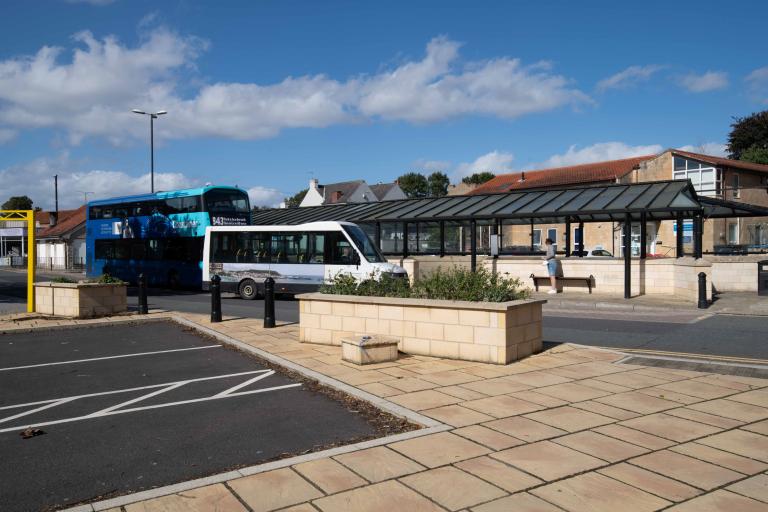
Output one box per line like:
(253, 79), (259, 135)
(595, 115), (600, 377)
(202, 221), (408, 299)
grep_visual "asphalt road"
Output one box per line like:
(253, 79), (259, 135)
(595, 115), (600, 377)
(0, 321), (377, 511)
(2, 269), (767, 360)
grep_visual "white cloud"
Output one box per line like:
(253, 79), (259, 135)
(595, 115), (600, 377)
(596, 65), (664, 92)
(0, 154), (197, 210)
(412, 159), (452, 173)
(247, 186), (285, 208)
(678, 71), (729, 93)
(746, 66), (768, 104)
(453, 150), (515, 181)
(0, 128), (16, 144)
(531, 142), (663, 169)
(0, 32), (589, 144)
(357, 37), (589, 123)
(677, 142), (727, 157)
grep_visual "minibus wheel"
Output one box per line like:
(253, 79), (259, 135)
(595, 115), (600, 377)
(238, 279), (259, 300)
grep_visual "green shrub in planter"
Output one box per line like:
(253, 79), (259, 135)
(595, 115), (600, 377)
(320, 266), (529, 302)
(412, 267), (530, 302)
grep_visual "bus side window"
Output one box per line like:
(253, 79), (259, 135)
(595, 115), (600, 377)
(327, 231), (357, 265)
(309, 234), (325, 263)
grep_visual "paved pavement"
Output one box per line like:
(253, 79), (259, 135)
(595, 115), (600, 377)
(16, 311), (765, 512)
(0, 321), (379, 512)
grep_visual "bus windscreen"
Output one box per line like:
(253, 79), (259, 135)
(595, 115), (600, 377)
(342, 224), (385, 263)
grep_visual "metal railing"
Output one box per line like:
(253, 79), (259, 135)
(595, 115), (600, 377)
(35, 256), (85, 271)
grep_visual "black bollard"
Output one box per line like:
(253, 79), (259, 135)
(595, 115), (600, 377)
(210, 274), (222, 323)
(138, 273), (148, 314)
(698, 272), (708, 309)
(264, 276), (275, 328)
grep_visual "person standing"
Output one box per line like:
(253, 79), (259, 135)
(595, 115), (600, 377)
(544, 238), (557, 294)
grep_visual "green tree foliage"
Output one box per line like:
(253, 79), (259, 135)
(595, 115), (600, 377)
(728, 110), (768, 163)
(396, 172), (429, 198)
(284, 188), (308, 208)
(740, 144), (768, 165)
(2, 195), (34, 210)
(427, 171), (450, 197)
(462, 172), (496, 185)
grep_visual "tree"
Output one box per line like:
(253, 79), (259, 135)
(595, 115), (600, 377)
(462, 172), (496, 185)
(2, 195), (33, 210)
(397, 172), (429, 198)
(427, 172), (450, 197)
(728, 110), (768, 163)
(740, 144), (768, 165)
(284, 188), (308, 208)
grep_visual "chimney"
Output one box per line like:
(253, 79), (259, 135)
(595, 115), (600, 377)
(332, 190), (343, 203)
(309, 178), (319, 190)
(519, 171), (526, 182)
(50, 212), (57, 227)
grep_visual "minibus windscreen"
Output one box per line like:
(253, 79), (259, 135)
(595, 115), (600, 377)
(342, 225), (386, 263)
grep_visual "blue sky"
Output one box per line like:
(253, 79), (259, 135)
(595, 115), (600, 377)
(1, 0), (767, 209)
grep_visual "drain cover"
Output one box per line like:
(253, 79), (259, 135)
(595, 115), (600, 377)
(620, 356), (768, 379)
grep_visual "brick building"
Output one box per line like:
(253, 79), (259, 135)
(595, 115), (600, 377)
(471, 150), (768, 256)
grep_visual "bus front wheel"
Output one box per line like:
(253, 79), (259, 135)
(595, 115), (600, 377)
(238, 279), (260, 300)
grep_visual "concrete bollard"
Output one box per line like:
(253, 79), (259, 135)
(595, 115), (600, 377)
(210, 274), (222, 322)
(264, 277), (275, 328)
(698, 272), (708, 309)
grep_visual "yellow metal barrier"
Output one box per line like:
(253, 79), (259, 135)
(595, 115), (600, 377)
(0, 210), (35, 312)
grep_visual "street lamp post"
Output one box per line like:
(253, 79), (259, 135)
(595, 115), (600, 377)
(132, 109), (167, 193)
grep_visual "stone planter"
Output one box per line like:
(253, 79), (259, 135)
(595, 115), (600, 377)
(341, 335), (399, 365)
(34, 282), (127, 318)
(297, 293), (546, 365)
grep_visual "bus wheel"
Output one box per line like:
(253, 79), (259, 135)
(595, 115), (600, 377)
(238, 279), (259, 300)
(167, 270), (180, 290)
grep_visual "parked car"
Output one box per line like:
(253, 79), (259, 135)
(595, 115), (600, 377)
(571, 248), (613, 257)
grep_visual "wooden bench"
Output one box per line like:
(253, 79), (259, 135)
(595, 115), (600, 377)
(529, 273), (594, 294)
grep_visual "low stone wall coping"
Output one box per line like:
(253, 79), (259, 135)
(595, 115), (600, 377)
(296, 293), (546, 311)
(34, 281), (126, 289)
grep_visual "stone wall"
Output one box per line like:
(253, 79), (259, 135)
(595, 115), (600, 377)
(707, 255), (767, 292)
(35, 282), (127, 318)
(298, 293), (546, 365)
(486, 256), (712, 301)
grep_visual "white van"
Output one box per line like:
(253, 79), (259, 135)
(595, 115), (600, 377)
(203, 221), (408, 299)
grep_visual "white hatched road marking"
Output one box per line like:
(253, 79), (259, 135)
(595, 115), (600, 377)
(0, 345), (222, 372)
(0, 369), (301, 433)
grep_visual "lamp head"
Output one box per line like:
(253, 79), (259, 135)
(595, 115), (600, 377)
(131, 109), (146, 115)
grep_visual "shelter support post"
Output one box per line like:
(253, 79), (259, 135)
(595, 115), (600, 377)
(640, 212), (647, 259)
(694, 213), (703, 259)
(402, 222), (408, 259)
(676, 214), (684, 258)
(439, 221), (445, 258)
(578, 221), (584, 256)
(623, 213), (631, 299)
(565, 217), (571, 257)
(470, 219), (477, 272)
(530, 219), (535, 252)
(375, 222), (381, 252)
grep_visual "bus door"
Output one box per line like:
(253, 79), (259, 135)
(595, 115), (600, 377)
(324, 230), (365, 282)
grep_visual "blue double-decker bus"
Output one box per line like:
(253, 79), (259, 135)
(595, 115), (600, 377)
(86, 186), (251, 288)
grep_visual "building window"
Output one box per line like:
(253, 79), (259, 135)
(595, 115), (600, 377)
(547, 228), (557, 250)
(727, 223), (739, 245)
(732, 174), (740, 199)
(379, 222), (403, 254)
(532, 229), (542, 248)
(673, 156), (720, 197)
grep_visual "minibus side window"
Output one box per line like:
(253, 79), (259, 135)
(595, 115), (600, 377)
(327, 231), (360, 265)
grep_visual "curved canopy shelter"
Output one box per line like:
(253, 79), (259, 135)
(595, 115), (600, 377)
(254, 180), (708, 226)
(253, 180), (768, 299)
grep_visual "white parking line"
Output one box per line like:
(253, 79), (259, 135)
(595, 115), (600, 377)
(0, 369), (270, 412)
(0, 370), (301, 433)
(0, 345), (221, 372)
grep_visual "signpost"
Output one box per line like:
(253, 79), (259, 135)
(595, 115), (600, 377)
(0, 210), (35, 312)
